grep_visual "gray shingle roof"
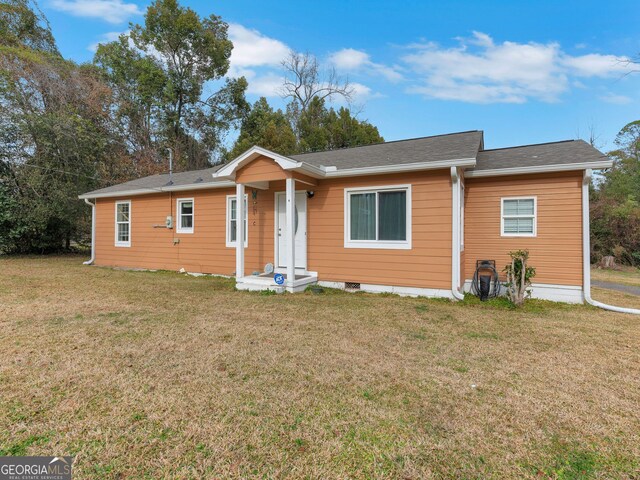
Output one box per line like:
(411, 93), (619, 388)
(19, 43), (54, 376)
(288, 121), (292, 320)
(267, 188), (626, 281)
(80, 132), (610, 198)
(290, 130), (483, 169)
(81, 165), (224, 198)
(471, 139), (607, 172)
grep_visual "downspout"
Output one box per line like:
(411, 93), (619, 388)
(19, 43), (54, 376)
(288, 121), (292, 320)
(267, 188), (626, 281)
(450, 167), (465, 300)
(83, 198), (96, 265)
(582, 169), (640, 315)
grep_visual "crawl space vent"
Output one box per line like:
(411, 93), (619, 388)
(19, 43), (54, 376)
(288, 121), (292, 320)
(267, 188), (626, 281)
(345, 282), (361, 291)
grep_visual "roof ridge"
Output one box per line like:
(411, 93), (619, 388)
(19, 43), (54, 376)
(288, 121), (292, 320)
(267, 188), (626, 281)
(291, 130), (483, 157)
(481, 139), (576, 152)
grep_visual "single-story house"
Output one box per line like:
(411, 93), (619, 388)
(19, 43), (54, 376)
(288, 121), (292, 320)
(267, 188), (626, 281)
(79, 130), (612, 303)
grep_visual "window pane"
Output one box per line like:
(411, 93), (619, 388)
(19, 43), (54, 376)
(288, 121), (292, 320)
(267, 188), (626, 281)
(378, 191), (406, 241)
(181, 201), (193, 215)
(230, 219), (236, 242)
(181, 215), (192, 228)
(504, 199), (534, 216)
(118, 223), (129, 241)
(117, 203), (129, 222)
(350, 193), (375, 240)
(504, 217), (534, 234)
(230, 199), (236, 220)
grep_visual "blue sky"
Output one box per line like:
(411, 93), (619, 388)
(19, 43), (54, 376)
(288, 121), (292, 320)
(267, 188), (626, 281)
(43, 0), (640, 151)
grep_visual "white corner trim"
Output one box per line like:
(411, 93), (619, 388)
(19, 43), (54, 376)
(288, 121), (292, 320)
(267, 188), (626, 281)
(325, 157), (476, 178)
(465, 160), (613, 178)
(175, 197), (194, 234)
(343, 184), (412, 250)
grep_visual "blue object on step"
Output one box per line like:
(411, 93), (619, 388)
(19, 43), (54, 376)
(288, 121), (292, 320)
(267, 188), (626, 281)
(274, 273), (285, 285)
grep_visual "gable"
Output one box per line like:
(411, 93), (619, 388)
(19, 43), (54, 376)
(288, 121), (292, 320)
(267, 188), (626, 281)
(235, 155), (288, 183)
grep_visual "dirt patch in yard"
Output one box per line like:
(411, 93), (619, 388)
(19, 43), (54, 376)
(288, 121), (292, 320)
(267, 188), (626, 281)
(1, 255), (639, 478)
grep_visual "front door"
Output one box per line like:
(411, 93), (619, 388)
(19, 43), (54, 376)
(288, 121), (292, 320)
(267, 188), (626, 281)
(276, 192), (307, 269)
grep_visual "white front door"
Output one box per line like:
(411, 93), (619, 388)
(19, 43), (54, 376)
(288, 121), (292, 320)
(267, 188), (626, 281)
(276, 192), (307, 269)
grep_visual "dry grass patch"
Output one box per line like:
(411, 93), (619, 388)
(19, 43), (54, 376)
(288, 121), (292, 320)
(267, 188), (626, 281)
(591, 266), (640, 287)
(1, 255), (640, 479)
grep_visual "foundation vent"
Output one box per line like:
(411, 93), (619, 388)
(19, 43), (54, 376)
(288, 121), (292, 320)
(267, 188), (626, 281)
(345, 282), (361, 291)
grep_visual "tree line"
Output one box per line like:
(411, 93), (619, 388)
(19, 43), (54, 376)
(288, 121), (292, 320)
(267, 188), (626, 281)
(0, 0), (382, 253)
(0, 0), (637, 266)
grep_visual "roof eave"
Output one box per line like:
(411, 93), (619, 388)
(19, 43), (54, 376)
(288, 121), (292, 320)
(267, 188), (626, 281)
(323, 158), (477, 178)
(464, 160), (613, 178)
(78, 180), (236, 200)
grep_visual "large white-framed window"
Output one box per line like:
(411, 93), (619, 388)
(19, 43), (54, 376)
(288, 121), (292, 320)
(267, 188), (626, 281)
(226, 194), (248, 248)
(344, 184), (412, 249)
(176, 198), (194, 234)
(501, 196), (537, 237)
(114, 200), (131, 247)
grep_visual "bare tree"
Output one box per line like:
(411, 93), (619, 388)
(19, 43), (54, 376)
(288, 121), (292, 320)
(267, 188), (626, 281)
(279, 50), (354, 111)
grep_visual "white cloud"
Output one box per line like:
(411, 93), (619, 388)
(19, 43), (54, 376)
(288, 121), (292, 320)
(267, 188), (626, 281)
(562, 53), (629, 77)
(329, 48), (402, 82)
(224, 24), (291, 98)
(599, 92), (633, 105)
(240, 70), (284, 97)
(50, 0), (143, 24)
(402, 31), (631, 104)
(227, 23), (290, 73)
(87, 30), (125, 52)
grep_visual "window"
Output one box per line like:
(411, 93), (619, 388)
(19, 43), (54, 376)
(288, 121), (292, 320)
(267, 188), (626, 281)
(115, 200), (131, 247)
(501, 197), (536, 236)
(226, 195), (248, 247)
(176, 198), (194, 234)
(345, 185), (411, 249)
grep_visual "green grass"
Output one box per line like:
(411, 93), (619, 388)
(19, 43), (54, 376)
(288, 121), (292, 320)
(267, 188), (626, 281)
(0, 255), (639, 478)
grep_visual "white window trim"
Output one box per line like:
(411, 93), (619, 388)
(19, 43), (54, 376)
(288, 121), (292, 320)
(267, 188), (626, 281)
(344, 184), (412, 250)
(501, 196), (537, 237)
(176, 198), (194, 234)
(114, 200), (131, 247)
(226, 194), (248, 248)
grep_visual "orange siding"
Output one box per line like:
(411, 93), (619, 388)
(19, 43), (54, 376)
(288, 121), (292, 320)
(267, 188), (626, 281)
(94, 169), (454, 290)
(236, 155), (288, 183)
(308, 170), (452, 289)
(464, 171), (583, 286)
(95, 184), (281, 276)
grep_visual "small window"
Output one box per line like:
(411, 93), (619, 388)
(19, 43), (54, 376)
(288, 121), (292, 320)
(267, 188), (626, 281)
(115, 200), (131, 247)
(501, 197), (536, 237)
(226, 195), (248, 247)
(345, 185), (411, 249)
(176, 198), (194, 234)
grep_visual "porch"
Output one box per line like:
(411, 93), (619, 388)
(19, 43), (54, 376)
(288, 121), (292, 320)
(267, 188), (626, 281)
(236, 272), (318, 293)
(212, 147), (323, 293)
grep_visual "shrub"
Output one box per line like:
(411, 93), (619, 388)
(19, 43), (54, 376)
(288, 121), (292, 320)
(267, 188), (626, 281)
(503, 250), (536, 307)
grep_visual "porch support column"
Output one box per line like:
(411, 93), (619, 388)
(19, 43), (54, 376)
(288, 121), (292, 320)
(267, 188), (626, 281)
(286, 176), (296, 289)
(236, 182), (245, 280)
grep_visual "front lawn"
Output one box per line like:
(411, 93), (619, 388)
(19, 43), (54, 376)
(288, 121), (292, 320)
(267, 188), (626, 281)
(1, 256), (639, 478)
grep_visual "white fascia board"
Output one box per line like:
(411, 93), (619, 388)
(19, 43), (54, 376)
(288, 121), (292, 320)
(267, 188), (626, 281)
(465, 160), (613, 178)
(78, 180), (236, 200)
(212, 146), (302, 179)
(323, 158), (477, 178)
